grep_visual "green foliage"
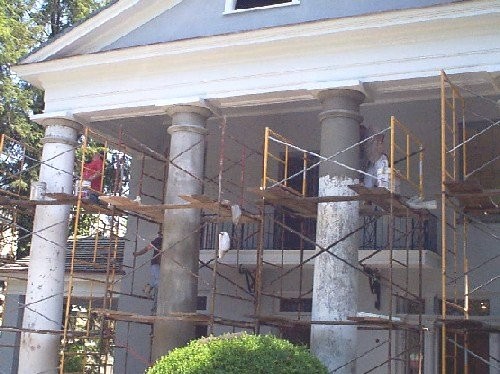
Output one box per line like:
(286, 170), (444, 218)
(0, 0), (43, 139)
(62, 304), (104, 373)
(64, 342), (85, 372)
(147, 333), (328, 374)
(0, 0), (110, 256)
(0, 0), (44, 257)
(39, 0), (109, 36)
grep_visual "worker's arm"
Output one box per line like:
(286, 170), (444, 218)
(88, 171), (101, 180)
(133, 244), (151, 257)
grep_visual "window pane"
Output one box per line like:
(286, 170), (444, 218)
(236, 0), (292, 10)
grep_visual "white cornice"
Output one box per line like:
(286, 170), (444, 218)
(21, 0), (184, 64)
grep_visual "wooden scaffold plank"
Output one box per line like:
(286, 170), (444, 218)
(180, 194), (259, 223)
(445, 179), (500, 215)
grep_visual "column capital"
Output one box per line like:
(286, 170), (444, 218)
(37, 117), (82, 148)
(317, 89), (365, 107)
(32, 113), (83, 132)
(166, 105), (212, 119)
(167, 105), (211, 136)
(317, 89), (365, 125)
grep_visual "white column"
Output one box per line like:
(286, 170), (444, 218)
(152, 105), (211, 360)
(18, 117), (81, 374)
(311, 89), (365, 374)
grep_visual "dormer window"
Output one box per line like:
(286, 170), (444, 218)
(224, 0), (299, 13)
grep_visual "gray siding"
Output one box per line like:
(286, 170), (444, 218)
(105, 0), (457, 51)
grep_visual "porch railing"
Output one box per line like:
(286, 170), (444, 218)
(360, 215), (438, 252)
(200, 212), (438, 253)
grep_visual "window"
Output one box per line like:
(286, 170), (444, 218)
(236, 0), (291, 9)
(280, 298), (312, 313)
(225, 0), (299, 13)
(194, 325), (208, 339)
(197, 296), (207, 311)
(274, 152), (318, 251)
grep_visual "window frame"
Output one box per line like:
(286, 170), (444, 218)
(224, 0), (300, 14)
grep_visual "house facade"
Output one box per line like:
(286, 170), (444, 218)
(0, 0), (498, 373)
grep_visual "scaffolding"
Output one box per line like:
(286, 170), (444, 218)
(0, 125), (168, 372)
(0, 116), (430, 373)
(440, 70), (500, 374)
(252, 115), (430, 373)
(0, 72), (498, 373)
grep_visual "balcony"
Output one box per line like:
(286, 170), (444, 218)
(199, 212), (440, 269)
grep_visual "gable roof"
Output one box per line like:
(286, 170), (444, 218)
(22, 0), (184, 64)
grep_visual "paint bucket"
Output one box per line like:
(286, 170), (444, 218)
(74, 180), (91, 198)
(376, 167), (400, 193)
(30, 181), (47, 201)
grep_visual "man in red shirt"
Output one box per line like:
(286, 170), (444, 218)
(83, 151), (104, 192)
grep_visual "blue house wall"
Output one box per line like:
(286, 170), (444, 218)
(105, 0), (457, 51)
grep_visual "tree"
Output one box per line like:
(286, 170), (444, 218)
(1, 0), (44, 257)
(0, 0), (109, 257)
(39, 0), (109, 37)
(0, 0), (43, 141)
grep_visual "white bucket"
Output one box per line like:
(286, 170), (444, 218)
(74, 180), (91, 198)
(30, 181), (47, 201)
(377, 167), (400, 193)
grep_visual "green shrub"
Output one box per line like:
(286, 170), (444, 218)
(147, 333), (327, 374)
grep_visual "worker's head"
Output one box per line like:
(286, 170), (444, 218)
(368, 134), (385, 162)
(90, 152), (102, 161)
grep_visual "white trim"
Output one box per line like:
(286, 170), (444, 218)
(224, 0), (300, 15)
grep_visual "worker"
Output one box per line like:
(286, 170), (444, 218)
(364, 134), (388, 188)
(82, 151), (105, 203)
(83, 151), (105, 192)
(133, 231), (163, 299)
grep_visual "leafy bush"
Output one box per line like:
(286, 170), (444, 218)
(63, 342), (84, 373)
(147, 332), (327, 374)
